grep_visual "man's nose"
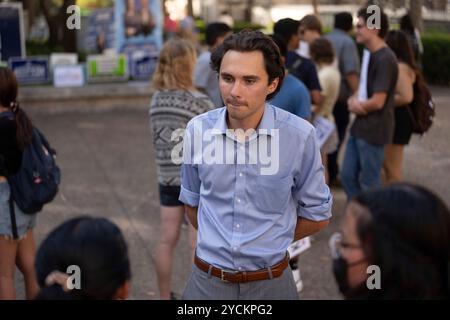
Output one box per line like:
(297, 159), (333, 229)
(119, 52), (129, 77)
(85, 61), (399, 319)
(230, 81), (243, 97)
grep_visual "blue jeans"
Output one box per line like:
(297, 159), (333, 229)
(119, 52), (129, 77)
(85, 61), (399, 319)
(340, 135), (385, 200)
(0, 181), (37, 239)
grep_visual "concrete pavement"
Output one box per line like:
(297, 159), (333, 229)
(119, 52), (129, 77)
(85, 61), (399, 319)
(14, 85), (450, 300)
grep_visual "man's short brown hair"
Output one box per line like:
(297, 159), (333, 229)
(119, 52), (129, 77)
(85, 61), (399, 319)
(300, 14), (322, 33)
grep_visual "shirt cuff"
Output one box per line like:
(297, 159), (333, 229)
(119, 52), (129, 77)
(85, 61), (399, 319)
(179, 185), (200, 207)
(297, 195), (333, 221)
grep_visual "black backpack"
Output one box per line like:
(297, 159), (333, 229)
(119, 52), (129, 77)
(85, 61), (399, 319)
(0, 112), (61, 215)
(408, 73), (435, 134)
(8, 127), (61, 214)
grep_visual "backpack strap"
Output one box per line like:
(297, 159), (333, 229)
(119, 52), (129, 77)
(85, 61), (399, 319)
(34, 127), (56, 156)
(8, 195), (19, 240)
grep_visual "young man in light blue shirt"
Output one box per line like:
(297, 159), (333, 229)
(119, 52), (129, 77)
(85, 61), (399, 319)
(180, 30), (332, 300)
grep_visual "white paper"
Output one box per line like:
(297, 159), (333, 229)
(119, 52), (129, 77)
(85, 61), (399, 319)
(288, 236), (311, 258)
(296, 41), (310, 58)
(53, 65), (84, 87)
(358, 49), (371, 101)
(313, 116), (336, 148)
(50, 53), (78, 68)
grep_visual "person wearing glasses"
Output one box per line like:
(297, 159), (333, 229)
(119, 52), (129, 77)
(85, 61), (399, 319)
(329, 183), (450, 299)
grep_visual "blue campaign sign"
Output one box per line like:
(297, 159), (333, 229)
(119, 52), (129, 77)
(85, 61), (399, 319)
(9, 57), (50, 85)
(129, 53), (158, 80)
(0, 3), (25, 62)
(114, 0), (163, 53)
(127, 45), (158, 80)
(85, 8), (116, 53)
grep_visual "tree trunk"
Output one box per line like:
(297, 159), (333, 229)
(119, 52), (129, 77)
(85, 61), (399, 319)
(22, 0), (37, 33)
(187, 0), (194, 17)
(311, 0), (319, 15)
(433, 0), (447, 11)
(410, 0), (423, 32)
(245, 0), (254, 22)
(61, 0), (77, 52)
(39, 0), (77, 52)
(39, 0), (58, 46)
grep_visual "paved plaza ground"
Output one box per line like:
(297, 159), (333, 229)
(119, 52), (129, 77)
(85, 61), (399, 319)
(14, 85), (450, 299)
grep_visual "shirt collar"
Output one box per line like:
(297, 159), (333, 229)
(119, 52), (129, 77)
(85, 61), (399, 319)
(212, 104), (276, 137)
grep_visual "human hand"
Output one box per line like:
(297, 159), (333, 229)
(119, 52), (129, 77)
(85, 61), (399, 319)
(348, 97), (367, 115)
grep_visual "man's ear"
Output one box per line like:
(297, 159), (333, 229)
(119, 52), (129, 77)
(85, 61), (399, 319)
(268, 77), (280, 95)
(114, 280), (130, 300)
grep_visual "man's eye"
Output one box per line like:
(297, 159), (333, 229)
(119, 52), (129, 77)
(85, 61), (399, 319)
(222, 76), (233, 83)
(245, 79), (256, 85)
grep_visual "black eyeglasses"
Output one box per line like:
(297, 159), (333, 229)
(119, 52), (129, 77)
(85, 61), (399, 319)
(329, 232), (363, 259)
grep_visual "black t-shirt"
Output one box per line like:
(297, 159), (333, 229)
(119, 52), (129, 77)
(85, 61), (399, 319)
(0, 113), (22, 176)
(351, 47), (399, 145)
(286, 51), (322, 92)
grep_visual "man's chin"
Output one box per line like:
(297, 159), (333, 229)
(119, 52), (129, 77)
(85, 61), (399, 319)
(226, 107), (247, 120)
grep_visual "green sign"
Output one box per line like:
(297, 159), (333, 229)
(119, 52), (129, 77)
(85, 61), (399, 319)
(86, 54), (128, 83)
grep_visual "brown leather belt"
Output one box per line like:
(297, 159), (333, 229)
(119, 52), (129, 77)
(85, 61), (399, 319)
(194, 253), (290, 283)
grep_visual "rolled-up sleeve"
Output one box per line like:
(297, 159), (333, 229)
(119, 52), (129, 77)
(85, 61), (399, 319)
(179, 123), (201, 207)
(293, 129), (333, 221)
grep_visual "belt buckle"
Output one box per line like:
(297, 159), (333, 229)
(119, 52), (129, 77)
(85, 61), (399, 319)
(220, 269), (238, 282)
(220, 269), (228, 282)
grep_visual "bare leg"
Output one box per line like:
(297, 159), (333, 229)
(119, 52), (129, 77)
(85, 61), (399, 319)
(125, 0), (137, 37)
(140, 0), (149, 10)
(383, 144), (404, 183)
(16, 229), (39, 300)
(0, 236), (18, 300)
(126, 0), (135, 12)
(153, 205), (184, 300)
(140, 0), (154, 34)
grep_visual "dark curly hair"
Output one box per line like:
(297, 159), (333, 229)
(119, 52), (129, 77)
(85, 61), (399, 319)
(210, 30), (285, 101)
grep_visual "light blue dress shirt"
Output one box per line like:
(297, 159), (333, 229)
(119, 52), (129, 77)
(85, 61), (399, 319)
(179, 104), (332, 271)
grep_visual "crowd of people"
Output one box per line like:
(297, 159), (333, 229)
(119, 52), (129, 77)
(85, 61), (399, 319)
(0, 5), (449, 300)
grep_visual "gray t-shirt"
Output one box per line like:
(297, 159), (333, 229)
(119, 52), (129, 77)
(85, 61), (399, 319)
(194, 51), (223, 108)
(325, 29), (360, 102)
(350, 47), (398, 146)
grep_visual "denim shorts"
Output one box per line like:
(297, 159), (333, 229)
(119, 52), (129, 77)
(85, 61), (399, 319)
(158, 184), (183, 207)
(0, 180), (37, 239)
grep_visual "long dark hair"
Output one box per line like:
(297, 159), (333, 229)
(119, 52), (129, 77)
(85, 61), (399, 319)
(0, 67), (33, 150)
(35, 216), (131, 300)
(385, 30), (417, 71)
(400, 14), (415, 35)
(352, 183), (450, 299)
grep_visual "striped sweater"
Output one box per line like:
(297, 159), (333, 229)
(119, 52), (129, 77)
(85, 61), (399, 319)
(149, 89), (214, 186)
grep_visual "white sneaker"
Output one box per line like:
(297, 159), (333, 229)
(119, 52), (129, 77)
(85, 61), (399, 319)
(292, 268), (303, 292)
